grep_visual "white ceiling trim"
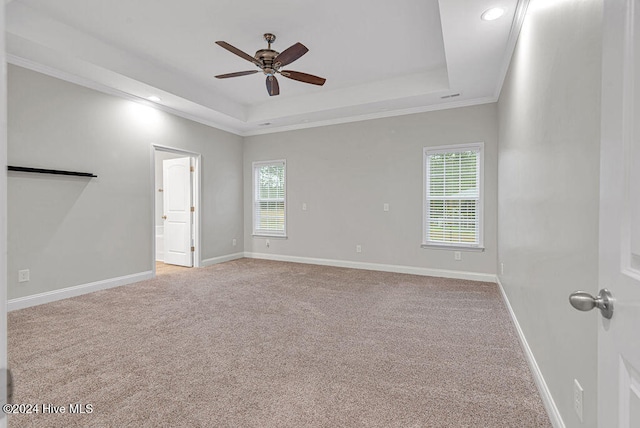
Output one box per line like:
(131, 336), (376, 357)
(9, 52), (500, 138)
(7, 54), (245, 136)
(493, 0), (531, 100)
(242, 95), (498, 137)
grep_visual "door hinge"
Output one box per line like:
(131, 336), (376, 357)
(190, 206), (195, 212)
(191, 246), (195, 252)
(190, 166), (195, 172)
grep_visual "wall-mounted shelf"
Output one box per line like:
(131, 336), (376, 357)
(8, 166), (97, 178)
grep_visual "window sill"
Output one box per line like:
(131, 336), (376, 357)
(253, 234), (288, 239)
(421, 244), (485, 252)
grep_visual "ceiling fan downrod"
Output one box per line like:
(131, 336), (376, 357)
(264, 33), (276, 50)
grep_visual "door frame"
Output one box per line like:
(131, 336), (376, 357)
(151, 144), (202, 275)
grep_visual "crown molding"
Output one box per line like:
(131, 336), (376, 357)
(7, 54), (245, 136)
(242, 95), (498, 136)
(493, 0), (531, 100)
(9, 53), (501, 138)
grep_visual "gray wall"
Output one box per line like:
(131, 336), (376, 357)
(244, 104), (498, 275)
(8, 65), (244, 299)
(497, 0), (602, 426)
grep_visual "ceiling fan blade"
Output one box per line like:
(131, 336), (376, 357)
(266, 75), (280, 96)
(215, 41), (261, 65)
(280, 70), (326, 86)
(274, 43), (308, 67)
(215, 70), (260, 79)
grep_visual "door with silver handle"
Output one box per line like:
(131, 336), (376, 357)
(569, 288), (614, 319)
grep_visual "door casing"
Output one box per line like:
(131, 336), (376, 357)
(151, 144), (201, 275)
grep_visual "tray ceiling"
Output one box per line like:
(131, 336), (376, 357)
(6, 0), (527, 135)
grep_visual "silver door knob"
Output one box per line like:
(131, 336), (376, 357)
(569, 288), (614, 319)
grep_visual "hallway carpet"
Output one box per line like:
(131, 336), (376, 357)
(7, 259), (551, 427)
(155, 261), (193, 276)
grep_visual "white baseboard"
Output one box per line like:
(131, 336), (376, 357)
(201, 252), (244, 267)
(496, 277), (565, 428)
(8, 271), (154, 311)
(244, 252), (496, 283)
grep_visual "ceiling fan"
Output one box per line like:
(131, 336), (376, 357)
(214, 33), (326, 96)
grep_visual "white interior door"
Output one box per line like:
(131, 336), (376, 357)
(598, 0), (640, 426)
(162, 157), (193, 267)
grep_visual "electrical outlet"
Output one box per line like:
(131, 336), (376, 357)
(454, 251), (462, 261)
(574, 379), (583, 422)
(18, 269), (30, 283)
(232, 239), (237, 246)
(266, 239), (270, 248)
(383, 203), (389, 212)
(356, 245), (362, 253)
(302, 203), (307, 211)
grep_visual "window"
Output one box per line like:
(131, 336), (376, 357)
(253, 160), (286, 237)
(423, 143), (483, 249)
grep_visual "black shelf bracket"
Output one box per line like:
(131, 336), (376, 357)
(8, 166), (97, 178)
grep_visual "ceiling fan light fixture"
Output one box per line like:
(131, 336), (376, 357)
(481, 7), (505, 21)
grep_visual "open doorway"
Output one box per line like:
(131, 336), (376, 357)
(152, 145), (201, 276)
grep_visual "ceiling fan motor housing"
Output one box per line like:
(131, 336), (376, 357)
(255, 49), (279, 75)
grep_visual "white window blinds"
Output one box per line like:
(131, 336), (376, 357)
(424, 144), (483, 248)
(253, 160), (286, 236)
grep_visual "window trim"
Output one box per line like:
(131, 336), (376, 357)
(422, 143), (484, 250)
(252, 159), (287, 238)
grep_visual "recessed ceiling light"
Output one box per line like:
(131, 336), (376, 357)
(147, 96), (162, 102)
(481, 7), (505, 21)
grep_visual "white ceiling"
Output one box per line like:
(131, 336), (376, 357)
(5, 0), (528, 136)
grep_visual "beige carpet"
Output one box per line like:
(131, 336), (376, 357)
(7, 259), (551, 427)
